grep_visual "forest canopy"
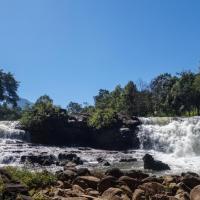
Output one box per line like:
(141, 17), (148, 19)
(1, 68), (200, 123)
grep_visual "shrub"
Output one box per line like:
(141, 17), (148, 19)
(88, 108), (118, 129)
(5, 167), (57, 189)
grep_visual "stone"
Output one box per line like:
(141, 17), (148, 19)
(58, 153), (83, 165)
(125, 170), (149, 180)
(139, 182), (165, 196)
(118, 176), (140, 191)
(181, 175), (200, 189)
(105, 168), (124, 178)
(190, 185), (200, 200)
(143, 154), (170, 171)
(98, 176), (117, 193)
(101, 187), (129, 200)
(73, 176), (100, 190)
(132, 189), (145, 200)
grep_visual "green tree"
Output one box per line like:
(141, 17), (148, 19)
(150, 73), (177, 115)
(0, 69), (19, 107)
(169, 71), (195, 115)
(122, 81), (138, 116)
(94, 89), (111, 109)
(193, 74), (200, 114)
(67, 101), (83, 114)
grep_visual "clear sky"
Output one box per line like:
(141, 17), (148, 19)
(1, 0), (200, 106)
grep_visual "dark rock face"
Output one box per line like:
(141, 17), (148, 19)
(58, 153), (83, 165)
(25, 114), (141, 150)
(143, 154), (170, 171)
(20, 154), (56, 166)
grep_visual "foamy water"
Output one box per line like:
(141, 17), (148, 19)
(0, 118), (200, 174)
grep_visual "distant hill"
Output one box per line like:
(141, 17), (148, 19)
(17, 98), (33, 109)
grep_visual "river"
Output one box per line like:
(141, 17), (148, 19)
(0, 117), (200, 174)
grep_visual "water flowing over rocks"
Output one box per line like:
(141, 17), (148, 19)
(1, 117), (200, 174)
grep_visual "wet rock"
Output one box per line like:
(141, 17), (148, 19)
(190, 185), (200, 200)
(20, 154), (56, 166)
(105, 168), (124, 178)
(125, 170), (149, 180)
(143, 154), (170, 171)
(98, 176), (117, 193)
(58, 153), (83, 165)
(119, 157), (137, 162)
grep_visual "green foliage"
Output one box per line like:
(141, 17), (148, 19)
(88, 108), (117, 129)
(0, 103), (22, 120)
(5, 167), (57, 189)
(21, 95), (68, 130)
(67, 101), (83, 114)
(0, 69), (19, 107)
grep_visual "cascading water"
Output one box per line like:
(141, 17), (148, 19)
(138, 117), (200, 157)
(137, 117), (200, 173)
(0, 118), (200, 174)
(0, 121), (28, 140)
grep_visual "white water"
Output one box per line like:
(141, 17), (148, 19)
(138, 116), (200, 174)
(0, 118), (200, 174)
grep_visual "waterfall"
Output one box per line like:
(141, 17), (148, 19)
(0, 121), (29, 141)
(138, 117), (200, 157)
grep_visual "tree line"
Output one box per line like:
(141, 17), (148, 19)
(1, 68), (200, 122)
(67, 71), (200, 117)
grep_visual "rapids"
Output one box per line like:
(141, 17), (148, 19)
(0, 118), (200, 174)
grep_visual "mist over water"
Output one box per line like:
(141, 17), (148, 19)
(0, 118), (200, 174)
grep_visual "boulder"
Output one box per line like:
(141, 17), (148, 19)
(76, 168), (91, 176)
(105, 168), (124, 178)
(143, 154), (170, 171)
(118, 176), (140, 191)
(101, 187), (129, 200)
(151, 194), (178, 200)
(20, 154), (56, 166)
(56, 170), (77, 181)
(98, 176), (117, 193)
(132, 189), (145, 200)
(181, 175), (200, 189)
(125, 170), (149, 180)
(190, 185), (200, 200)
(73, 176), (100, 190)
(139, 182), (165, 196)
(58, 153), (83, 165)
(119, 158), (137, 162)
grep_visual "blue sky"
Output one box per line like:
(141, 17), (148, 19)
(1, 0), (200, 106)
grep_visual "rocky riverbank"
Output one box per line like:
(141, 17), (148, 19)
(0, 154), (199, 200)
(1, 168), (199, 200)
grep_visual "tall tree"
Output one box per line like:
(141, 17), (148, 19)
(122, 81), (138, 116)
(0, 69), (19, 107)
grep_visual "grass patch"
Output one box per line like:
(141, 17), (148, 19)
(5, 167), (57, 190)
